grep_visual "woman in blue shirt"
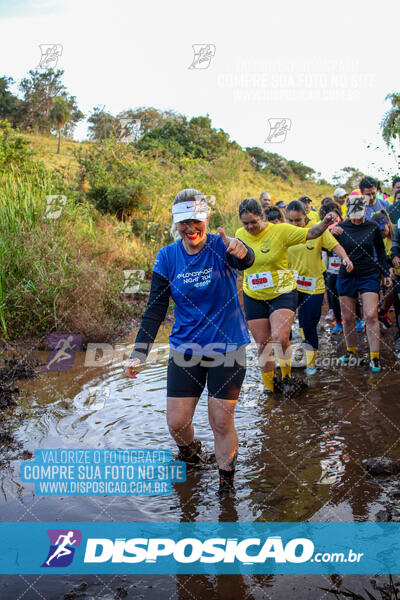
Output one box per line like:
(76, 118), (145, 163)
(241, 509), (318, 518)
(125, 189), (255, 494)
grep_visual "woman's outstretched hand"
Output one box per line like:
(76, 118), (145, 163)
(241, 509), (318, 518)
(218, 227), (247, 259)
(124, 358), (141, 378)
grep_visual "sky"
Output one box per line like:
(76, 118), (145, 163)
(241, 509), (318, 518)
(1, 0), (399, 183)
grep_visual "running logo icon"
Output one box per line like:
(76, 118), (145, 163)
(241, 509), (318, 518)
(37, 44), (63, 70)
(188, 44), (216, 69)
(42, 529), (82, 568)
(42, 333), (82, 372)
(265, 118), (291, 143)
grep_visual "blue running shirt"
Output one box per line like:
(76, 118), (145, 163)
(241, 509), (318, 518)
(153, 233), (250, 354)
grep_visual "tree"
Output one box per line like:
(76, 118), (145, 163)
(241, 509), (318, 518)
(287, 160), (315, 181)
(246, 147), (292, 179)
(49, 97), (71, 153)
(381, 93), (400, 164)
(117, 106), (184, 141)
(138, 115), (236, 159)
(0, 77), (23, 127)
(19, 68), (83, 134)
(332, 166), (366, 191)
(87, 106), (121, 141)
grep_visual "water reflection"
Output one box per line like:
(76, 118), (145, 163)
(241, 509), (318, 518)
(1, 324), (400, 597)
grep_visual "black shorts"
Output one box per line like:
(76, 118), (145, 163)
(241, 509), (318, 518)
(337, 272), (380, 298)
(167, 346), (246, 400)
(243, 290), (298, 320)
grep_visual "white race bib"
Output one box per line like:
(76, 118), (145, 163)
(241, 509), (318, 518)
(327, 256), (341, 274)
(248, 271), (274, 290)
(296, 275), (316, 292)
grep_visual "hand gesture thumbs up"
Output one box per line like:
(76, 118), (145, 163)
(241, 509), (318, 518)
(218, 227), (247, 259)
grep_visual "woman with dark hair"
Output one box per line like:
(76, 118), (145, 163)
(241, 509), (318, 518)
(125, 189), (255, 495)
(333, 195), (391, 372)
(286, 201), (352, 375)
(320, 202), (365, 335)
(235, 197), (337, 395)
(264, 205), (284, 224)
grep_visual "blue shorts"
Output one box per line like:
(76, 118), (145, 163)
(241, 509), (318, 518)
(337, 272), (380, 298)
(243, 290), (298, 320)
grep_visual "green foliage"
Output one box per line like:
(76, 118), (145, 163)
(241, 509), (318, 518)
(18, 68), (84, 135)
(287, 159), (315, 181)
(74, 137), (165, 220)
(381, 93), (400, 149)
(117, 106), (184, 140)
(49, 97), (72, 153)
(138, 115), (237, 159)
(90, 181), (146, 219)
(87, 106), (121, 141)
(0, 120), (34, 170)
(332, 166), (366, 191)
(246, 147), (315, 181)
(0, 76), (23, 127)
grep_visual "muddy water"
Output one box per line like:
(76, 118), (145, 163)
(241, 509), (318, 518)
(1, 321), (400, 599)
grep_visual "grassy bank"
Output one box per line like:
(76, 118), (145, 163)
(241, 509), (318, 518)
(1, 130), (333, 343)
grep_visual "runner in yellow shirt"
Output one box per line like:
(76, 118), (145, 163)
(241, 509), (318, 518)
(287, 200), (353, 375)
(371, 210), (396, 329)
(333, 188), (348, 218)
(298, 195), (319, 224)
(235, 198), (337, 397)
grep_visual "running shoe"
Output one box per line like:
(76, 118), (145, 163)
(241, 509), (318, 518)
(395, 337), (400, 356)
(378, 313), (392, 329)
(338, 351), (357, 366)
(305, 365), (317, 376)
(177, 439), (202, 464)
(332, 322), (343, 334)
(370, 357), (381, 373)
(356, 318), (365, 333)
(325, 309), (335, 322)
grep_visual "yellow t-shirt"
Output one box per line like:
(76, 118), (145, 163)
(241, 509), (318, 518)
(307, 210), (320, 224)
(235, 223), (308, 300)
(384, 237), (400, 275)
(288, 225), (338, 295)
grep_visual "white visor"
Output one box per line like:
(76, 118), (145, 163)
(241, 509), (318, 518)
(172, 198), (210, 224)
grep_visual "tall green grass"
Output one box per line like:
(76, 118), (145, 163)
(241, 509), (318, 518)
(0, 169), (132, 340)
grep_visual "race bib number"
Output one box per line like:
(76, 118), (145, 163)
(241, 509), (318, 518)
(327, 256), (341, 274)
(297, 275), (316, 292)
(248, 271), (274, 290)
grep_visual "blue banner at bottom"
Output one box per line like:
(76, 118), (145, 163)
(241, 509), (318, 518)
(0, 522), (399, 574)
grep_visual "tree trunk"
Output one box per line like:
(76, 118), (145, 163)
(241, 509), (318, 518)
(57, 126), (61, 154)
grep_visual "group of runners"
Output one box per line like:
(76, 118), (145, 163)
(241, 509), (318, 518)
(124, 178), (400, 494)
